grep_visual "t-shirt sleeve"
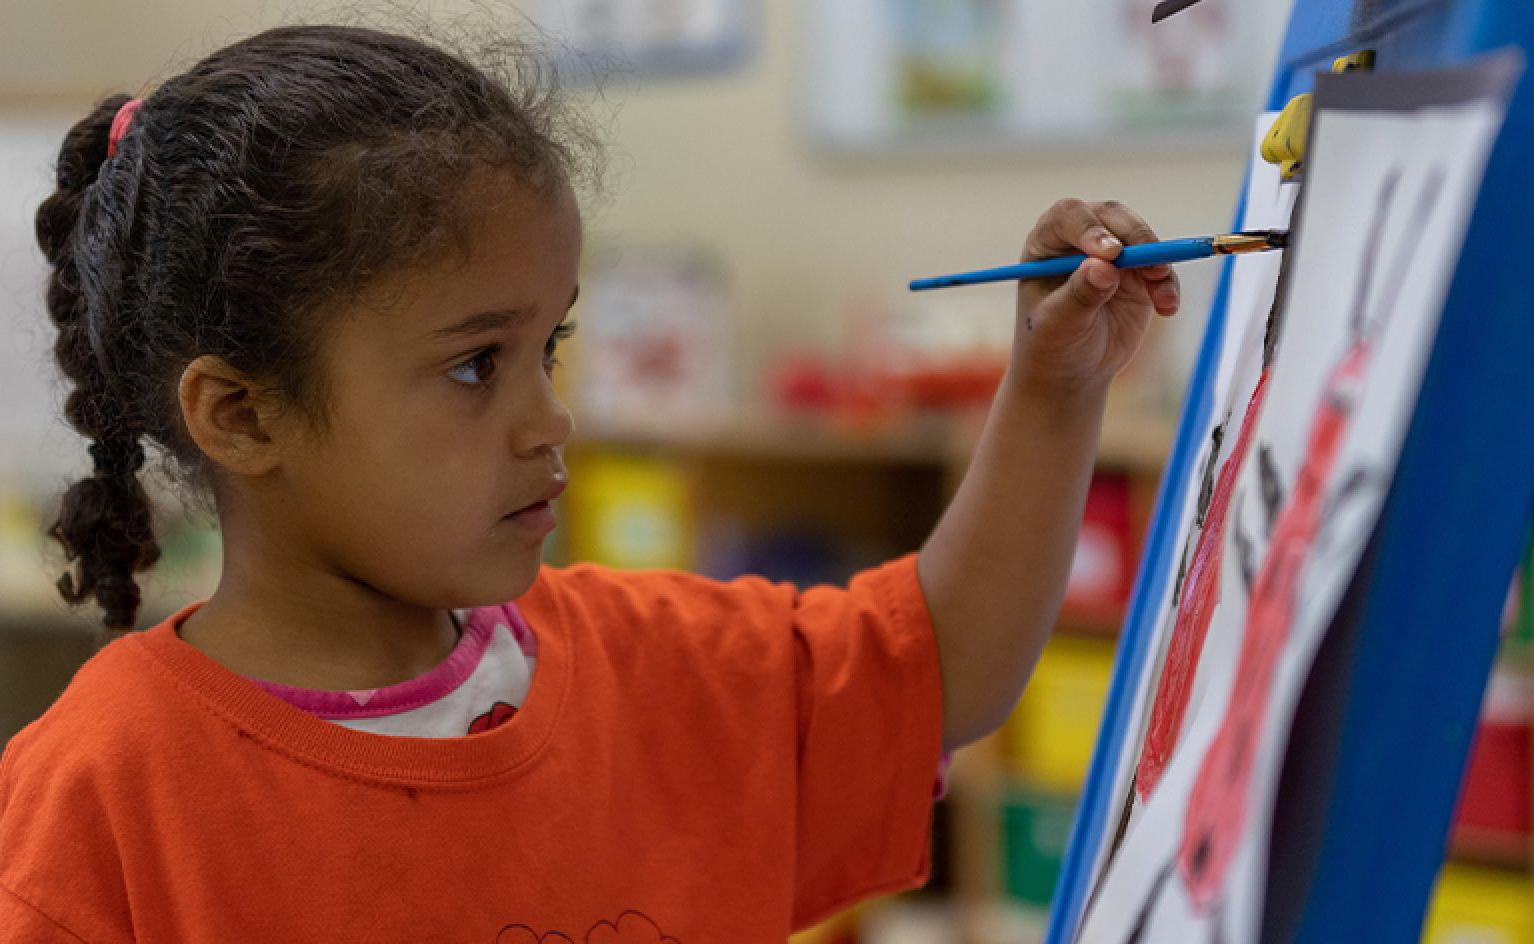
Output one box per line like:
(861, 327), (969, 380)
(0, 741), (90, 943)
(521, 552), (947, 928)
(0, 883), (90, 943)
(789, 553), (946, 930)
(0, 720), (135, 944)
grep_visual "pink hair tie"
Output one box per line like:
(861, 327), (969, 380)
(106, 98), (143, 158)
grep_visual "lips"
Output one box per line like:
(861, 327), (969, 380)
(517, 480), (565, 515)
(504, 479), (567, 522)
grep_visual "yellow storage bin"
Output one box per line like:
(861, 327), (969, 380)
(564, 451), (693, 571)
(1422, 863), (1534, 944)
(1003, 635), (1116, 793)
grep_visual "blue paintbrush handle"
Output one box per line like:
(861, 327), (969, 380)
(909, 236), (1216, 291)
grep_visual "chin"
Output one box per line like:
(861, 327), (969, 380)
(461, 547), (546, 607)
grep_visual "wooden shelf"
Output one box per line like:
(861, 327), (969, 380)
(572, 398), (1174, 472)
(1449, 827), (1531, 871)
(1056, 611), (1126, 639)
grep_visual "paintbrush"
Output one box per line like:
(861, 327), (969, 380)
(908, 230), (1289, 292)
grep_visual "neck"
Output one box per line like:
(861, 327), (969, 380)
(177, 500), (460, 692)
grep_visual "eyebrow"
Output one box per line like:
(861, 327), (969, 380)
(428, 307), (530, 342)
(427, 286), (580, 343)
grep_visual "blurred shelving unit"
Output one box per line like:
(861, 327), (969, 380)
(572, 395), (1174, 472)
(1421, 545), (1534, 944)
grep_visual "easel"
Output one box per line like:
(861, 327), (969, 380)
(1047, 2), (1534, 941)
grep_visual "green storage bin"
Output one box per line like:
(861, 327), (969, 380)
(1001, 787), (1079, 908)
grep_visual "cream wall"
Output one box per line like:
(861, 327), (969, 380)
(1, 0), (1294, 407)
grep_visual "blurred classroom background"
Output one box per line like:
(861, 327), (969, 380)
(1, 1), (1530, 941)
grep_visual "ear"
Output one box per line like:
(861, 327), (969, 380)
(177, 355), (286, 477)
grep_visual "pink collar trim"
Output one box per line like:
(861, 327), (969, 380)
(248, 603), (533, 720)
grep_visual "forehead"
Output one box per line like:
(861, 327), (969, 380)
(449, 172), (583, 277)
(346, 172), (583, 333)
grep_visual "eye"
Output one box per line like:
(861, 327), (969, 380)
(447, 345), (499, 389)
(544, 320), (577, 372)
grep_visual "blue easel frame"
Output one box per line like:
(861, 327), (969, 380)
(1046, 3), (1534, 941)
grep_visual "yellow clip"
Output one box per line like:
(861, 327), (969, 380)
(1261, 93), (1312, 181)
(1332, 50), (1377, 73)
(1261, 50), (1376, 181)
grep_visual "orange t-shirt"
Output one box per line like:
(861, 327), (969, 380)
(0, 555), (944, 942)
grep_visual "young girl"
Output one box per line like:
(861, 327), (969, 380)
(0, 22), (1178, 943)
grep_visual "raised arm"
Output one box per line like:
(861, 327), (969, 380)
(918, 199), (1180, 751)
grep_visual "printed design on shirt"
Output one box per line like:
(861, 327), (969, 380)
(468, 700), (519, 734)
(496, 909), (679, 944)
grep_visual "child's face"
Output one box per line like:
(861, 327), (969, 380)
(271, 173), (582, 609)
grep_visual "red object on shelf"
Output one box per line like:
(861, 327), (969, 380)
(1450, 670), (1532, 861)
(1061, 472), (1137, 628)
(1452, 719), (1531, 844)
(768, 355), (838, 410)
(893, 357), (1007, 409)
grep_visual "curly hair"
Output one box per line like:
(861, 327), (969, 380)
(33, 15), (604, 632)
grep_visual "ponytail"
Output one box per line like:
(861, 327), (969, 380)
(35, 94), (162, 632)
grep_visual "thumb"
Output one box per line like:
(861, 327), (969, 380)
(1042, 257), (1120, 325)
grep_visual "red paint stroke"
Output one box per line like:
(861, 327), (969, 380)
(1178, 336), (1371, 911)
(1135, 366), (1273, 802)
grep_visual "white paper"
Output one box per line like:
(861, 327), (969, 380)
(1076, 113), (1296, 904)
(1079, 95), (1506, 944)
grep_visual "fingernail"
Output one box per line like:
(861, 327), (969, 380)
(1156, 285), (1179, 307)
(1088, 263), (1118, 290)
(1100, 233), (1122, 252)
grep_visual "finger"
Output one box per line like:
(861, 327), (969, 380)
(1141, 265), (1179, 290)
(1024, 198), (1122, 263)
(1140, 260), (1182, 315)
(1094, 202), (1181, 315)
(1136, 260), (1181, 316)
(1094, 200), (1160, 248)
(1149, 275), (1181, 316)
(1138, 265), (1180, 314)
(1039, 257), (1121, 327)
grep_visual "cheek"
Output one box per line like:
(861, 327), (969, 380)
(293, 389), (487, 529)
(292, 418), (546, 604)
(323, 374), (478, 474)
(313, 366), (546, 522)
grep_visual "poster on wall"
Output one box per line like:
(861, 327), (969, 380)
(1074, 57), (1521, 944)
(889, 0), (1009, 124)
(1107, 0), (1249, 127)
(800, 0), (1282, 152)
(537, 0), (758, 77)
(574, 247), (736, 434)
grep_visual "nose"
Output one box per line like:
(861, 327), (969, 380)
(513, 374), (575, 458)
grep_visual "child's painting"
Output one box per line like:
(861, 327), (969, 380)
(1072, 61), (1518, 943)
(1061, 111), (1297, 914)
